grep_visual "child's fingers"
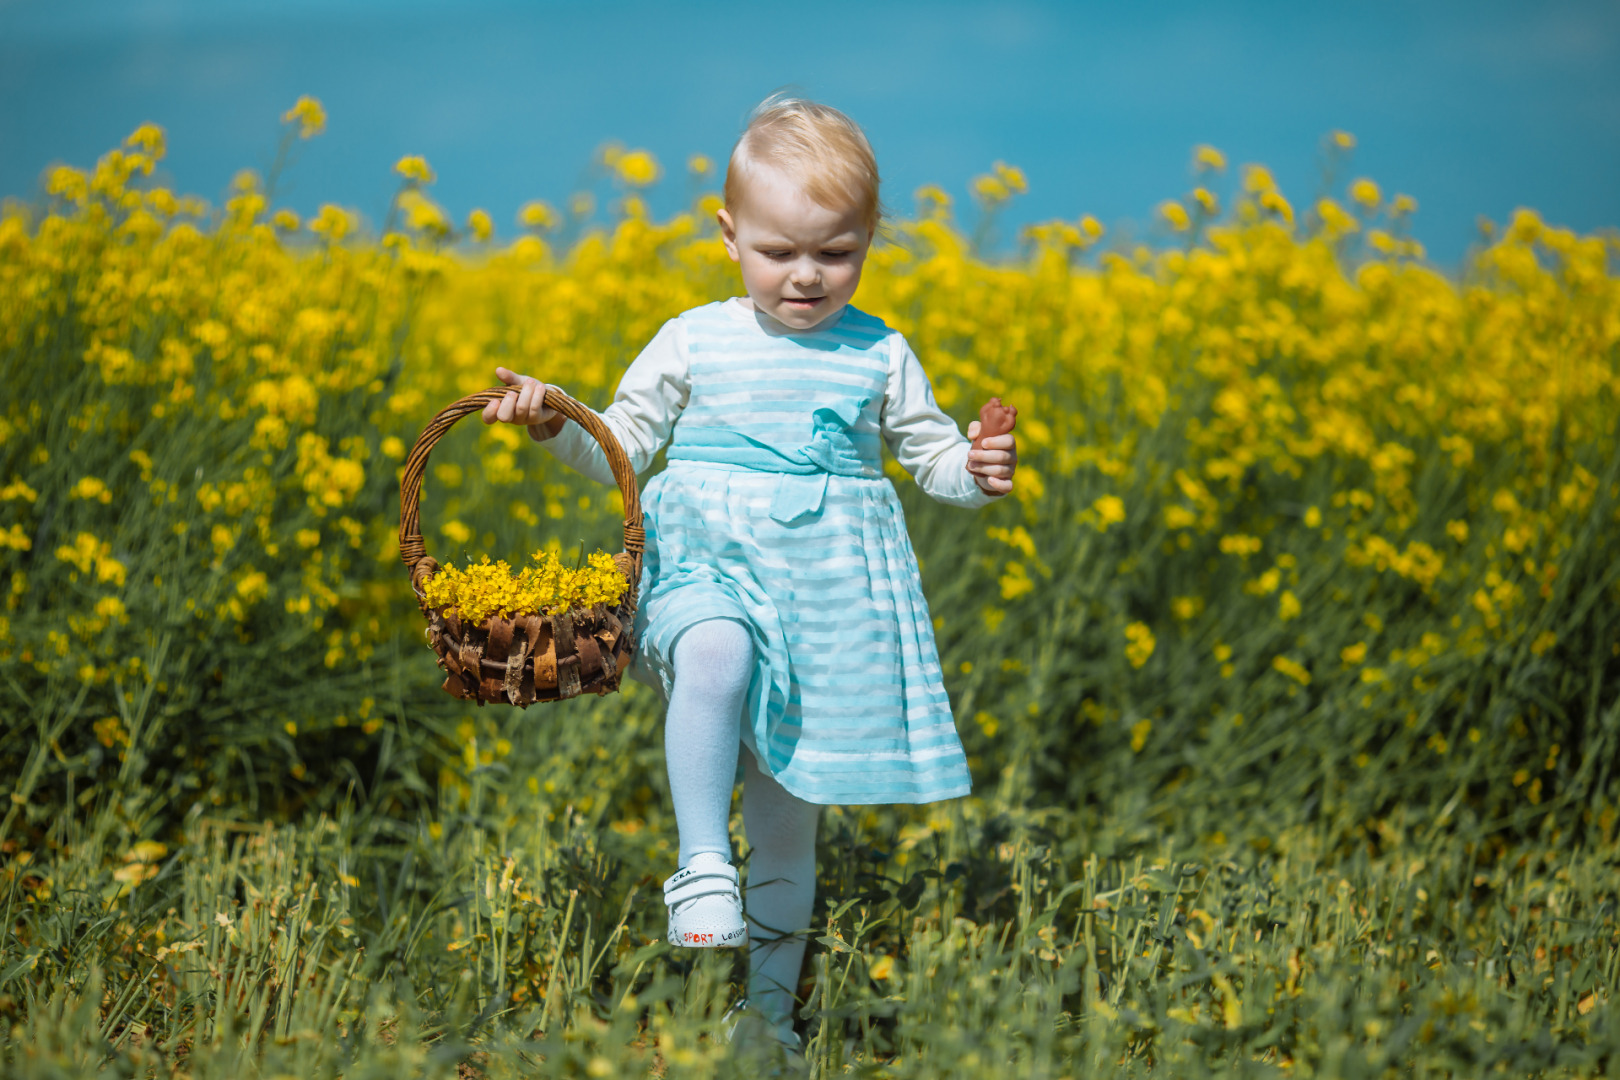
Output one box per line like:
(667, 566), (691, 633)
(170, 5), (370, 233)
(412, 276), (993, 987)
(969, 448), (1015, 468)
(515, 379), (542, 424)
(494, 366), (525, 388)
(482, 391), (518, 424)
(495, 389), (521, 424)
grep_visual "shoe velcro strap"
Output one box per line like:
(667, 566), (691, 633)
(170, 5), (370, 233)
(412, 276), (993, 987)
(664, 863), (739, 905)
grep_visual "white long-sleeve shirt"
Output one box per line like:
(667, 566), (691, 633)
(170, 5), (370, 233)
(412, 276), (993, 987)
(533, 298), (999, 509)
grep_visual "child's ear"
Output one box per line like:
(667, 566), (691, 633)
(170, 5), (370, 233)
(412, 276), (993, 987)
(717, 207), (740, 262)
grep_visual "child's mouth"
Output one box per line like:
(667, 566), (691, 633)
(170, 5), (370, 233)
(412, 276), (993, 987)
(783, 297), (823, 308)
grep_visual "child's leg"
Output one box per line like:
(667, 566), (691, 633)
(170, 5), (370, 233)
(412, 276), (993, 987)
(665, 618), (752, 865)
(741, 748), (820, 1037)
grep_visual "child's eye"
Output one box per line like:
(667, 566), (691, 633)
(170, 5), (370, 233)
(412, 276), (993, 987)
(761, 250), (791, 260)
(820, 250), (850, 259)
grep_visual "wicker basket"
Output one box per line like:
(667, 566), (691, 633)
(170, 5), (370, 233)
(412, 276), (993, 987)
(398, 386), (644, 706)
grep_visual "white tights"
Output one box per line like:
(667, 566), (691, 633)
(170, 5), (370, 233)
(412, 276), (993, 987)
(665, 619), (820, 1031)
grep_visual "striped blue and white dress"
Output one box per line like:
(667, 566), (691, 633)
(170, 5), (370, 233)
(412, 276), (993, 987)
(538, 299), (996, 804)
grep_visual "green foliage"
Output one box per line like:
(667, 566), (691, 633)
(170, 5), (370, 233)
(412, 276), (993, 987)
(2, 127), (1619, 1075)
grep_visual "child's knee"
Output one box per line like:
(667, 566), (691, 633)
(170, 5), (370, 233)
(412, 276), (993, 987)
(672, 618), (754, 698)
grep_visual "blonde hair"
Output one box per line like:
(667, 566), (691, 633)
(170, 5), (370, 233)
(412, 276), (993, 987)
(724, 94), (883, 236)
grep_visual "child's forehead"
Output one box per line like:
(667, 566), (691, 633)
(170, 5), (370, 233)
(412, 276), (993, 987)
(732, 164), (865, 235)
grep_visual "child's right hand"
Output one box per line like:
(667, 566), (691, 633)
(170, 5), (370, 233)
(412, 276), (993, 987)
(483, 366), (564, 441)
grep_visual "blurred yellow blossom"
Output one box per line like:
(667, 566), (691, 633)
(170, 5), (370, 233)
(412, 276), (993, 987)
(309, 204), (355, 242)
(1273, 655), (1311, 685)
(281, 95), (327, 138)
(125, 123), (167, 158)
(1159, 201), (1191, 232)
(394, 155), (435, 184)
(615, 150), (661, 187)
(1125, 622), (1156, 668)
(1194, 145), (1227, 172)
(519, 201), (558, 230)
(1350, 178), (1381, 209)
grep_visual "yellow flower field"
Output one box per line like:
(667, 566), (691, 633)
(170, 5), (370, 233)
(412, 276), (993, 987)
(1, 106), (1618, 1076)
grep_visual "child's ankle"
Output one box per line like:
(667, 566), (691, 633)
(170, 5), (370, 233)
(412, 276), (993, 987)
(683, 850), (731, 868)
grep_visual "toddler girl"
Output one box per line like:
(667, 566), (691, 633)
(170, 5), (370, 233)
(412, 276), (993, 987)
(483, 95), (1018, 1051)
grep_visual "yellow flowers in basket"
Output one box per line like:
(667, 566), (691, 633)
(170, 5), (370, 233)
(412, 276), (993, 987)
(421, 550), (631, 625)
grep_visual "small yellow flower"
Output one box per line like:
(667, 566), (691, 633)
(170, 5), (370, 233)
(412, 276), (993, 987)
(1193, 145), (1228, 172)
(281, 95), (327, 138)
(1272, 655), (1311, 685)
(394, 155), (436, 184)
(972, 174), (1011, 204)
(518, 200), (558, 230)
(399, 190), (450, 236)
(1171, 596), (1203, 621)
(125, 840), (168, 863)
(1350, 178), (1381, 209)
(1219, 534), (1262, 558)
(614, 150), (660, 187)
(47, 166), (89, 203)
(993, 161), (1028, 194)
(1092, 494), (1125, 530)
(1125, 622), (1156, 668)
(272, 208), (300, 231)
(688, 154), (713, 176)
(1330, 130), (1356, 150)
(69, 477), (112, 503)
(466, 208), (493, 242)
(125, 123), (167, 158)
(1131, 718), (1152, 752)
(1159, 200), (1191, 232)
(309, 204), (354, 242)
(1260, 190), (1294, 224)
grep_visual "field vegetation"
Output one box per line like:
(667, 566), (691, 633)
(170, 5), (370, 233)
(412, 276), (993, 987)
(1, 104), (1618, 1077)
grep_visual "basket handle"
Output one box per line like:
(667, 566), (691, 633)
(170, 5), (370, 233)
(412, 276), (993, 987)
(398, 386), (645, 600)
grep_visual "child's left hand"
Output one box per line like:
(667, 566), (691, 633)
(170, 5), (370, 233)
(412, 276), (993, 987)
(965, 423), (1017, 496)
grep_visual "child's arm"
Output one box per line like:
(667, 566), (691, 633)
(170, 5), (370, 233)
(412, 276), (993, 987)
(483, 318), (690, 487)
(879, 335), (1017, 508)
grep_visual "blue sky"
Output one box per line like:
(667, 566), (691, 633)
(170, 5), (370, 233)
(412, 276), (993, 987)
(2, 0), (1617, 265)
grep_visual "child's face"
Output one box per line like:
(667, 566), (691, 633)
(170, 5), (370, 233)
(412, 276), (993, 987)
(717, 164), (870, 331)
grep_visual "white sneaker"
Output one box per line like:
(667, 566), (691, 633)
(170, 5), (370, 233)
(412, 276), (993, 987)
(664, 853), (747, 948)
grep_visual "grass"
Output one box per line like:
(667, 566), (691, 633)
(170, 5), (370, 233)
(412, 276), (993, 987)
(3, 671), (1618, 1078)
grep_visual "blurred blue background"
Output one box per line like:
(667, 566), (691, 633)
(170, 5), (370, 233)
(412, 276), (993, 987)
(2, 0), (1616, 265)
